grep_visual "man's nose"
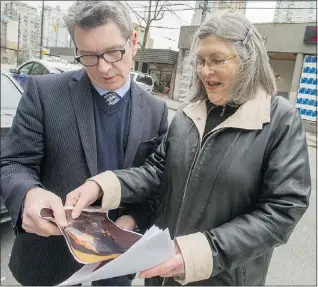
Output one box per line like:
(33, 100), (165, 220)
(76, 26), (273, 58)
(97, 57), (112, 73)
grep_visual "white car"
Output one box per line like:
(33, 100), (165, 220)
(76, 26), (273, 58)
(130, 71), (154, 93)
(10, 59), (82, 90)
(1, 70), (23, 224)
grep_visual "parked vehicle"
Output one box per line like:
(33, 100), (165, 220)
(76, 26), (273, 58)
(1, 70), (24, 224)
(10, 59), (82, 90)
(130, 71), (154, 93)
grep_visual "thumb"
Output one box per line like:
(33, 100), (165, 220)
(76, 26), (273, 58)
(50, 197), (68, 227)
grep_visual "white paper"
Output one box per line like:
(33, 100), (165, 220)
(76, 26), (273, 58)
(60, 226), (174, 285)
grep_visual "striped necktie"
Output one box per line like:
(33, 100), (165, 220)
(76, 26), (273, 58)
(102, 91), (118, 105)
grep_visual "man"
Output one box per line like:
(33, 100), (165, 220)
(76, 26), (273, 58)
(0, 1), (168, 286)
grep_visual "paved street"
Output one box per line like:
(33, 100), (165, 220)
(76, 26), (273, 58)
(1, 109), (316, 285)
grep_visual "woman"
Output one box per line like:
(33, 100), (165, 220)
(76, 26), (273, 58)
(67, 11), (311, 285)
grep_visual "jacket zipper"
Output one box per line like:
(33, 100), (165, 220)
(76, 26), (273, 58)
(173, 128), (223, 237)
(173, 105), (224, 237)
(161, 129), (223, 286)
(161, 107), (225, 286)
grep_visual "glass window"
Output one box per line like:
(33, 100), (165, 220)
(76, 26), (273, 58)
(1, 74), (22, 109)
(18, 62), (34, 75)
(30, 63), (49, 75)
(136, 74), (153, 86)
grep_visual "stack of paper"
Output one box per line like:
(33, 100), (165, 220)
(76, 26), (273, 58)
(60, 226), (174, 285)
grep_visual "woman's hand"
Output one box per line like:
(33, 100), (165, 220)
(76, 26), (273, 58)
(139, 242), (185, 279)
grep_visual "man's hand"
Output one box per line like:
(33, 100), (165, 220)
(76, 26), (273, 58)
(115, 215), (136, 231)
(22, 187), (67, 237)
(139, 242), (185, 278)
(65, 180), (102, 219)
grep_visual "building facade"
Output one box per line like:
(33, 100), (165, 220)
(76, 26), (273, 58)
(2, 1), (40, 61)
(174, 23), (317, 132)
(191, 0), (247, 25)
(43, 5), (70, 48)
(133, 49), (178, 97)
(133, 23), (154, 49)
(1, 15), (18, 64)
(273, 1), (316, 23)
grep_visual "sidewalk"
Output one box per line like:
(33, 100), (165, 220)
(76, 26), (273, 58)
(155, 94), (317, 149)
(154, 93), (183, 111)
(306, 132), (317, 148)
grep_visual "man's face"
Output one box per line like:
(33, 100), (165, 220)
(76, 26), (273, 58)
(74, 22), (137, 90)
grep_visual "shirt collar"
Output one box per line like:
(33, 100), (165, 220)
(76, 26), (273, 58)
(92, 78), (131, 99)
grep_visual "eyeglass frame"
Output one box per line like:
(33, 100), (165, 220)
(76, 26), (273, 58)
(195, 54), (236, 71)
(75, 38), (131, 67)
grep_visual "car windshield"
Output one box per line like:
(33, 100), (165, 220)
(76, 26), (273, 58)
(136, 74), (153, 86)
(1, 74), (22, 109)
(52, 65), (82, 73)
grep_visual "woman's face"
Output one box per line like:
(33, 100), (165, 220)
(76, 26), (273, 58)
(196, 35), (240, 106)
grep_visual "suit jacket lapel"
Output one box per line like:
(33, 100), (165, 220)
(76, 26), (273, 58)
(69, 69), (98, 176)
(123, 81), (145, 168)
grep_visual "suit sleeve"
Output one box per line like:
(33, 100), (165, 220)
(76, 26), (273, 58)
(121, 101), (168, 232)
(1, 76), (45, 231)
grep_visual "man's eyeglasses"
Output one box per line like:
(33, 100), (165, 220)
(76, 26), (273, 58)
(196, 55), (236, 71)
(75, 38), (131, 67)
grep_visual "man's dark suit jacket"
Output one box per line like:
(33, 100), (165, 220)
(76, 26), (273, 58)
(0, 69), (168, 286)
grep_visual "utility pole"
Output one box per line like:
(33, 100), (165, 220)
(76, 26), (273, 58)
(16, 14), (21, 67)
(39, 0), (44, 59)
(201, 0), (209, 23)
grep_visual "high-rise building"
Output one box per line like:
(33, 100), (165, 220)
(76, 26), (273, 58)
(2, 1), (41, 60)
(191, 0), (247, 25)
(273, 1), (316, 23)
(43, 5), (70, 48)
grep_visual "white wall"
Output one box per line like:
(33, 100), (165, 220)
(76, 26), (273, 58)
(270, 59), (295, 92)
(6, 21), (18, 44)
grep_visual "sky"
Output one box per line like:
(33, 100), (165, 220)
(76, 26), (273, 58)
(23, 1), (277, 51)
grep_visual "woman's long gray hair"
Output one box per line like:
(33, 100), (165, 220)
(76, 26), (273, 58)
(187, 11), (277, 104)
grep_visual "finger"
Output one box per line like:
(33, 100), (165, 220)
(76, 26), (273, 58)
(49, 197), (68, 227)
(139, 258), (177, 278)
(114, 220), (125, 229)
(38, 219), (62, 236)
(65, 191), (79, 207)
(114, 217), (135, 230)
(72, 192), (89, 219)
(159, 266), (184, 278)
(23, 217), (61, 236)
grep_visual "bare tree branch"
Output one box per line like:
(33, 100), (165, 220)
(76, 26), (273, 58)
(124, 0), (147, 26)
(153, 0), (160, 17)
(165, 5), (190, 25)
(131, 0), (175, 72)
(154, 0), (168, 19)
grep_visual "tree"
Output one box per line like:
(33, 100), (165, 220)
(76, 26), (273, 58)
(124, 1), (193, 72)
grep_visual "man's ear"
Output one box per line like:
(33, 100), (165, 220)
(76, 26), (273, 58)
(131, 31), (138, 56)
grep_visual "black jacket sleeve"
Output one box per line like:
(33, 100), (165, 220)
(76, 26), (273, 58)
(1, 77), (45, 231)
(205, 108), (311, 276)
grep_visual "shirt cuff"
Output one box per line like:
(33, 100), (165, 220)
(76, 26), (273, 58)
(87, 171), (121, 211)
(175, 232), (213, 285)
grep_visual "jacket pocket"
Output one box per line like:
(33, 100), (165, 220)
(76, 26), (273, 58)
(132, 137), (158, 167)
